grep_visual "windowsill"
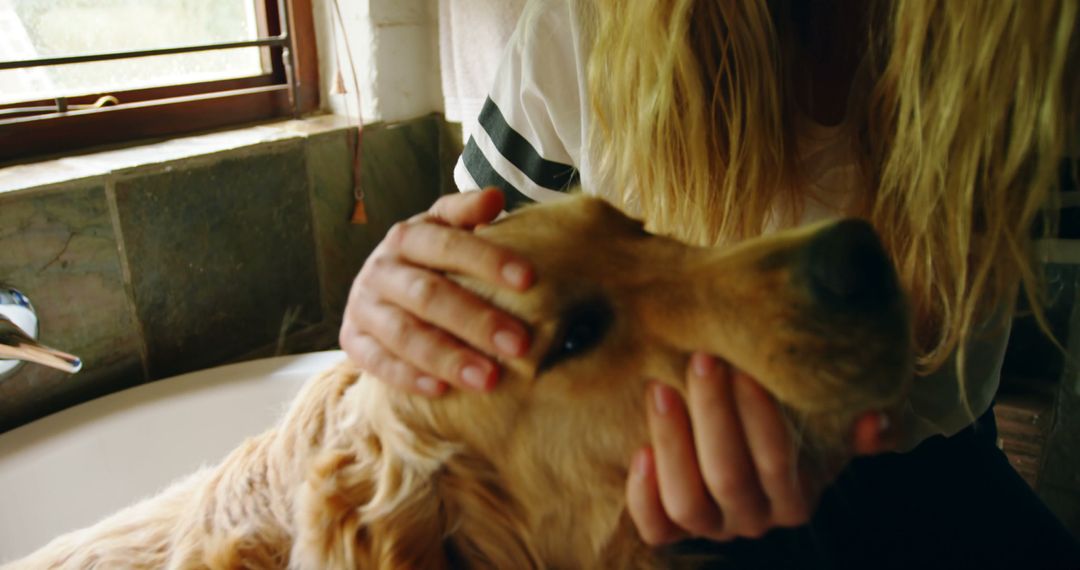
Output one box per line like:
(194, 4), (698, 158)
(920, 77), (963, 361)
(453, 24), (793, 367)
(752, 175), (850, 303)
(0, 114), (357, 196)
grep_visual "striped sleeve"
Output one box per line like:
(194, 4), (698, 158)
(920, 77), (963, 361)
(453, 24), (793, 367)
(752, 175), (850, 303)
(454, 1), (589, 210)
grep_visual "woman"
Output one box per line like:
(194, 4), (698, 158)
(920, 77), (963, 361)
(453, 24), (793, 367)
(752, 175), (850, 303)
(341, 0), (1080, 566)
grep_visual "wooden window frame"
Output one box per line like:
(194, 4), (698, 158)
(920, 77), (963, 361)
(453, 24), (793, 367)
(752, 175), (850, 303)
(0, 0), (319, 164)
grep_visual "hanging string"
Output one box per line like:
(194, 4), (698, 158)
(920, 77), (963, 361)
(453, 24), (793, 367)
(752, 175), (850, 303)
(330, 0), (368, 224)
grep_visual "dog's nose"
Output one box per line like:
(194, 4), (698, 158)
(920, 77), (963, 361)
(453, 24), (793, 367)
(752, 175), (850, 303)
(803, 219), (897, 311)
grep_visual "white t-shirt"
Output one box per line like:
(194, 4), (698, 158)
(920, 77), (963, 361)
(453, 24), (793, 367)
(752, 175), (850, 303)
(453, 0), (1010, 451)
(454, 1), (597, 207)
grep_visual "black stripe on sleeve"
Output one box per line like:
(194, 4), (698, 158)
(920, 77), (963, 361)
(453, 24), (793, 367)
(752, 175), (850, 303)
(462, 136), (535, 211)
(478, 97), (580, 192)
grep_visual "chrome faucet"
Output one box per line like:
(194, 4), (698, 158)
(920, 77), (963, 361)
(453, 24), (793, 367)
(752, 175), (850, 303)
(0, 287), (82, 380)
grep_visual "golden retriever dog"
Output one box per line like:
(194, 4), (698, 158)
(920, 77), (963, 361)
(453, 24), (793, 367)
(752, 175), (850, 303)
(6, 194), (912, 569)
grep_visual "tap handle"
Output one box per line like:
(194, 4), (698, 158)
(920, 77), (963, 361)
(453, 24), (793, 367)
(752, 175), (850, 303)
(0, 287), (83, 376)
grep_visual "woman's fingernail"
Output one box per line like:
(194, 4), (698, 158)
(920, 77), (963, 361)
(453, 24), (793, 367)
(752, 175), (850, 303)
(692, 353), (715, 378)
(633, 449), (653, 478)
(494, 328), (527, 356)
(502, 261), (531, 289)
(462, 363), (493, 390)
(652, 383), (674, 415)
(416, 376), (442, 394)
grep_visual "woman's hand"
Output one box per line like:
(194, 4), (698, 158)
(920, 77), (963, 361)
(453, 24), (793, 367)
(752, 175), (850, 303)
(626, 353), (894, 544)
(339, 188), (533, 396)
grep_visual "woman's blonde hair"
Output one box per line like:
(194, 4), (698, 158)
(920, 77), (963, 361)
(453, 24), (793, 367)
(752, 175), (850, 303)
(584, 0), (1079, 383)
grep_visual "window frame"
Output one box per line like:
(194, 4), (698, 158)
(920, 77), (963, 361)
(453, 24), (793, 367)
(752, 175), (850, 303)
(0, 0), (319, 164)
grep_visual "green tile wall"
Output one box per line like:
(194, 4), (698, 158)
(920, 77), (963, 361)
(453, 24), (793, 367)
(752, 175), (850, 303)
(0, 183), (143, 432)
(0, 114), (460, 432)
(113, 142), (323, 380)
(308, 118), (457, 321)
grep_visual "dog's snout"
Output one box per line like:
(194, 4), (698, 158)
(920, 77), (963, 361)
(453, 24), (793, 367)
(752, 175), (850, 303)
(804, 219), (897, 311)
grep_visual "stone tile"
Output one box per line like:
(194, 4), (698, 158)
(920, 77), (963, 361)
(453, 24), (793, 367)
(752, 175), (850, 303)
(308, 116), (448, 322)
(0, 183), (144, 432)
(0, 160), (105, 196)
(276, 115), (356, 136)
(438, 119), (464, 197)
(0, 117), (354, 196)
(305, 129), (360, 320)
(0, 116), (458, 430)
(114, 142), (323, 380)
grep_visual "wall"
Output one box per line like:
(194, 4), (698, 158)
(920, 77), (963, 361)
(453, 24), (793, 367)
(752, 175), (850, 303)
(0, 115), (462, 433)
(311, 0), (443, 123)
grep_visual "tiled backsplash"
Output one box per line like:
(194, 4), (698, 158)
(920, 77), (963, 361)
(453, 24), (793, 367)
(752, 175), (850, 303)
(0, 114), (462, 433)
(0, 183), (143, 430)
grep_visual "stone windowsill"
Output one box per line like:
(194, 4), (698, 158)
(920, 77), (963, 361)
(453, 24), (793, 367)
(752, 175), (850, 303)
(0, 114), (358, 196)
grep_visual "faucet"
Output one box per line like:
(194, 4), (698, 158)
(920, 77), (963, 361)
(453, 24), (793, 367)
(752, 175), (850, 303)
(0, 287), (82, 380)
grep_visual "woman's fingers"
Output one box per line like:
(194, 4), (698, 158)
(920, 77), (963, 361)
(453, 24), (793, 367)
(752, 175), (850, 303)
(731, 369), (810, 528)
(629, 354), (893, 545)
(339, 188), (536, 395)
(646, 381), (725, 538)
(339, 328), (447, 397)
(385, 218), (533, 291)
(367, 261), (530, 361)
(626, 447), (686, 546)
(686, 354), (770, 539)
(426, 187), (508, 227)
(355, 299), (501, 391)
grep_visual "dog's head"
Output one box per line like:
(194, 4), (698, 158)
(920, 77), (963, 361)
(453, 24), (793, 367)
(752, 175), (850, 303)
(325, 194), (912, 569)
(470, 194), (912, 429)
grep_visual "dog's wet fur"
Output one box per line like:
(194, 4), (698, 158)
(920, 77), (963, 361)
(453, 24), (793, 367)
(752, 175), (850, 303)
(8, 195), (912, 569)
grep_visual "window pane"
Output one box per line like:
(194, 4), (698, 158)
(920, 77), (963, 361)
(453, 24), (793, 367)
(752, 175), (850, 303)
(0, 0), (265, 105)
(0, 49), (266, 105)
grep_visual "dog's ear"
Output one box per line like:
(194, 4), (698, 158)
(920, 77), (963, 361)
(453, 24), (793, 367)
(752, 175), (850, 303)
(436, 453), (543, 569)
(361, 450), (543, 570)
(292, 446), (542, 570)
(292, 447), (455, 569)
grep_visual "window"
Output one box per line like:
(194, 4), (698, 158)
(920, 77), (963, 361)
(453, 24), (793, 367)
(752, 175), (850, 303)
(0, 0), (318, 163)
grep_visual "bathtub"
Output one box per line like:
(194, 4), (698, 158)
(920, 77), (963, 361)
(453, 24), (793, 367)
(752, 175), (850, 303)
(0, 350), (345, 562)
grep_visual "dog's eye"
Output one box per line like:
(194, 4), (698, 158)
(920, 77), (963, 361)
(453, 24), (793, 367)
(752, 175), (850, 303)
(539, 299), (613, 373)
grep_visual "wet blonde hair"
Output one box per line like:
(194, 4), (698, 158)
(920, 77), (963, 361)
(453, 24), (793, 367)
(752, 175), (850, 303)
(584, 0), (1079, 380)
